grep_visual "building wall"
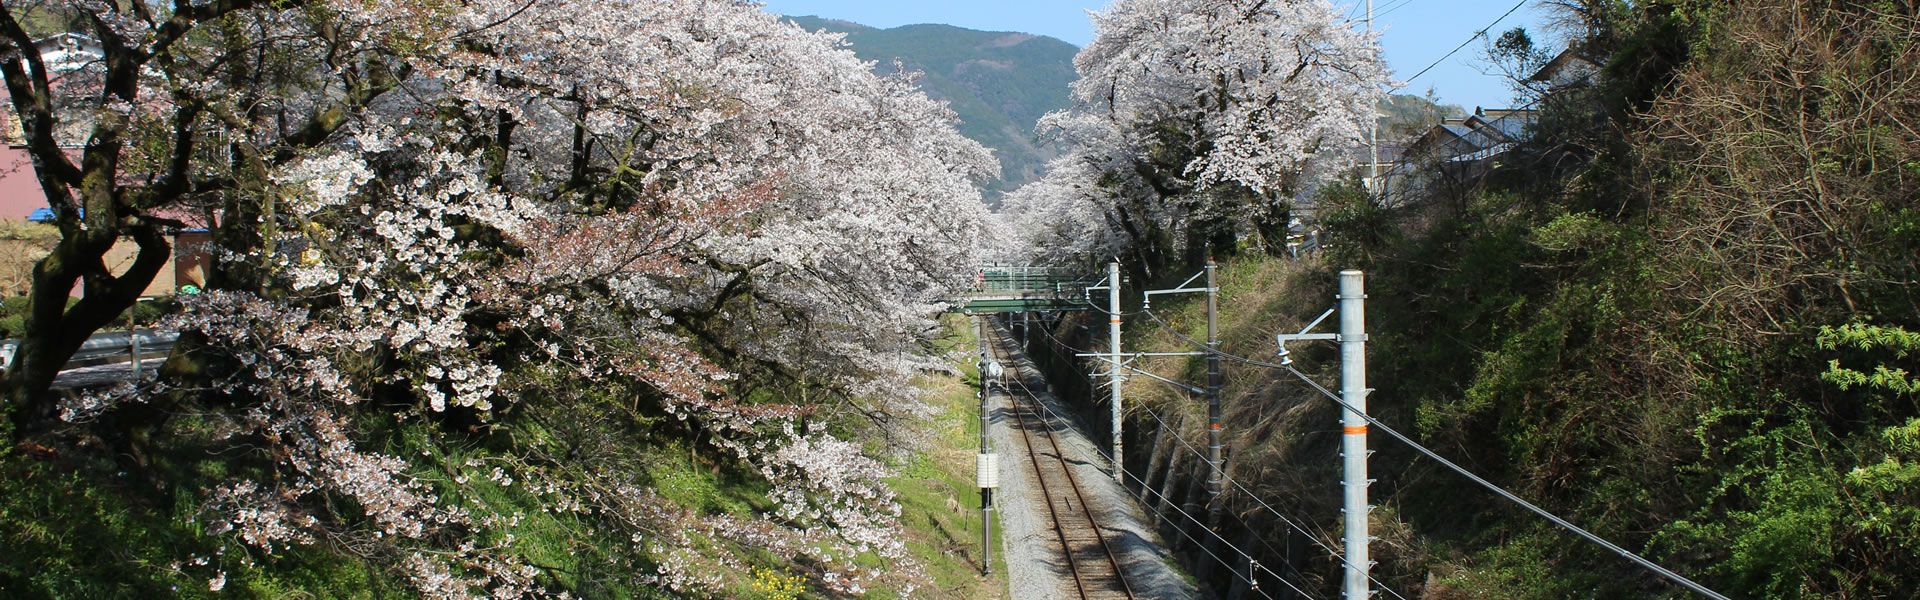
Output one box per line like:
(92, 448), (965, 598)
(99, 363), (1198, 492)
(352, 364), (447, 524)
(174, 231), (209, 290)
(0, 221), (204, 299)
(0, 34), (205, 300)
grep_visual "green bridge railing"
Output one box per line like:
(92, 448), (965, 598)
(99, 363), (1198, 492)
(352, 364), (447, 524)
(951, 265), (1098, 313)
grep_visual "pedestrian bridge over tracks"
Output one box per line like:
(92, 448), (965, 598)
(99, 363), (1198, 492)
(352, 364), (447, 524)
(951, 266), (1102, 313)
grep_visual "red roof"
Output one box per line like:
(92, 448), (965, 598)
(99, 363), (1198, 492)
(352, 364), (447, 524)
(0, 146), (50, 220)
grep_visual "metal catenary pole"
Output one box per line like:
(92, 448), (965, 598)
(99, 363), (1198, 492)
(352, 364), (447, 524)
(1108, 261), (1125, 481)
(975, 316), (997, 575)
(1142, 265), (1224, 489)
(1338, 270), (1371, 600)
(1367, 0), (1379, 197)
(1270, 271), (1370, 598)
(1205, 258), (1224, 497)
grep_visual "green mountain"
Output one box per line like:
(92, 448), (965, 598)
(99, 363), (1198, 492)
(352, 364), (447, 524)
(1378, 92), (1466, 144)
(785, 16), (1079, 204)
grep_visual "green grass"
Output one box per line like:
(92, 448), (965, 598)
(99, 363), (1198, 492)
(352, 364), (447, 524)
(2, 312), (1012, 600)
(0, 435), (393, 599)
(880, 314), (1008, 600)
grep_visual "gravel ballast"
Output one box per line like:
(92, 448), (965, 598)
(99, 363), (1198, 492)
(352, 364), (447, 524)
(987, 325), (1197, 600)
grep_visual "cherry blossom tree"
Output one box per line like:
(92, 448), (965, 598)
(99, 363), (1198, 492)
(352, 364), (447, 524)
(999, 156), (1133, 268)
(1016, 0), (1387, 275)
(4, 0), (992, 596)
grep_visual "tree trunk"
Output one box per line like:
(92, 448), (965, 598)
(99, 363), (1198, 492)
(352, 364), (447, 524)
(1255, 202), (1292, 257)
(3, 227), (171, 429)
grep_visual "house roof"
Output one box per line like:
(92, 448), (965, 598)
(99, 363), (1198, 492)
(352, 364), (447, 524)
(1399, 108), (1537, 165)
(0, 146), (47, 220)
(1528, 48), (1600, 88)
(34, 33), (103, 72)
(1466, 108), (1536, 144)
(1402, 119), (1471, 160)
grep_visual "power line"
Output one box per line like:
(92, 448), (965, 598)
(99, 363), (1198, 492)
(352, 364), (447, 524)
(1021, 385), (1308, 600)
(990, 324), (1291, 600)
(1023, 323), (1328, 592)
(1077, 289), (1146, 317)
(1029, 318), (1414, 600)
(1375, 0), (1418, 20)
(1126, 395), (1413, 600)
(1276, 365), (1731, 600)
(1035, 322), (1340, 551)
(1134, 307), (1735, 600)
(1399, 0), (1528, 86)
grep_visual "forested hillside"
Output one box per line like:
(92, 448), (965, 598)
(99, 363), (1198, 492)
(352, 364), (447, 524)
(1007, 0), (1920, 598)
(784, 16), (1079, 203)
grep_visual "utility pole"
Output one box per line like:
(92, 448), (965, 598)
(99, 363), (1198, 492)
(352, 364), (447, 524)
(1338, 271), (1371, 600)
(975, 317), (1000, 576)
(128, 310), (142, 379)
(1107, 261), (1125, 482)
(1142, 264), (1226, 492)
(1204, 258), (1224, 497)
(1273, 270), (1372, 600)
(1367, 0), (1380, 198)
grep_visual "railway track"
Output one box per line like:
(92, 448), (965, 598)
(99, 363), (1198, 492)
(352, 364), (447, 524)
(986, 324), (1136, 600)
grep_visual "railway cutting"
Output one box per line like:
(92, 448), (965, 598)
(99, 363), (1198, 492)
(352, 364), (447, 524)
(982, 320), (1195, 600)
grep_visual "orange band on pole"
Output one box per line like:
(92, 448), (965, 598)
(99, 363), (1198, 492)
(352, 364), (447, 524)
(1343, 426), (1367, 435)
(1110, 319), (1121, 323)
(1209, 423), (1223, 430)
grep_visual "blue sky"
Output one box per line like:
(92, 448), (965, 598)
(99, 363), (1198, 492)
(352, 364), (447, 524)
(758, 0), (1562, 113)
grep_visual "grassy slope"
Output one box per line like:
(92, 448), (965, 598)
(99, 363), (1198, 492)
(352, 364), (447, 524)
(1, 314), (1012, 600)
(1120, 251), (1657, 597)
(885, 315), (1009, 599)
(1121, 188), (1920, 598)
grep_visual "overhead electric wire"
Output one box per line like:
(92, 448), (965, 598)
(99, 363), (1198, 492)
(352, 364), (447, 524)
(988, 325), (1288, 600)
(1134, 308), (1735, 600)
(1079, 293), (1147, 318)
(1375, 0), (1418, 20)
(1127, 399), (1337, 546)
(1021, 323), (1321, 587)
(1126, 396), (1413, 600)
(1399, 0), (1527, 86)
(1030, 329), (1329, 593)
(1035, 322), (1344, 553)
(1037, 325), (1409, 600)
(1021, 384), (1305, 600)
(1029, 319), (1412, 600)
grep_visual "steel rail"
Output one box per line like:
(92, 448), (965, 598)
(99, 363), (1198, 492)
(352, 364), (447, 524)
(987, 325), (1136, 600)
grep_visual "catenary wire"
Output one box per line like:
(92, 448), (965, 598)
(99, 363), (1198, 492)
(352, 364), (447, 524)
(1024, 317), (1411, 600)
(1012, 322), (1297, 576)
(988, 323), (1285, 599)
(1376, 0), (1419, 20)
(1134, 308), (1735, 600)
(1123, 390), (1413, 600)
(1014, 332), (1329, 595)
(1034, 319), (1348, 556)
(1029, 388), (1313, 600)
